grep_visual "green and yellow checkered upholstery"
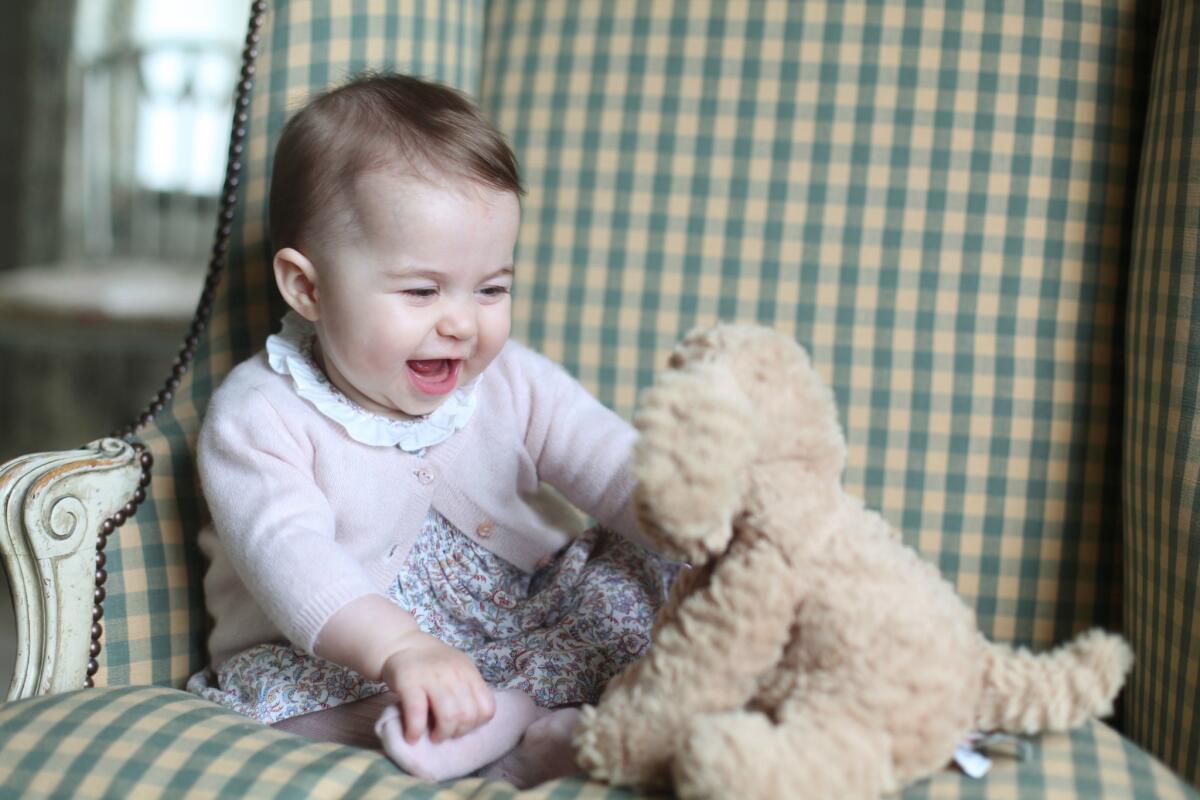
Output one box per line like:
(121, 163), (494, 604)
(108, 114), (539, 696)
(484, 0), (1143, 653)
(1124, 0), (1200, 788)
(1, 0), (1193, 797)
(0, 688), (1194, 799)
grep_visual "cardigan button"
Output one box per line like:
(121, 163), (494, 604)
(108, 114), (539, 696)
(476, 521), (496, 537)
(413, 468), (434, 485)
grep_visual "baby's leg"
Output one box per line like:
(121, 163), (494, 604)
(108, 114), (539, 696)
(374, 688), (550, 782)
(477, 706), (583, 789)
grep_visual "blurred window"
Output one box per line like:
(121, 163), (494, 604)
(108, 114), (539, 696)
(68, 0), (244, 264)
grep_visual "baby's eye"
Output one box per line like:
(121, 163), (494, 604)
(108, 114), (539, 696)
(402, 288), (438, 298)
(479, 286), (510, 297)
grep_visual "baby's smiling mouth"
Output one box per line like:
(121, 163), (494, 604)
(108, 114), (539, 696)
(406, 358), (462, 395)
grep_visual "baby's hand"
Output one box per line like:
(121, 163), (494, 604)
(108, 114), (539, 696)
(380, 630), (496, 743)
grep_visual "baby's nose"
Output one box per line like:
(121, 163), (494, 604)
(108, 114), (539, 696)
(436, 298), (477, 339)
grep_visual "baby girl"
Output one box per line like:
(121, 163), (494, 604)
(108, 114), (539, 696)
(186, 72), (672, 787)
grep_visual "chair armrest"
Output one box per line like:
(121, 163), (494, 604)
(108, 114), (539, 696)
(0, 439), (141, 699)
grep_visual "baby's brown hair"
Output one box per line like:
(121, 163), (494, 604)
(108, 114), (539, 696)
(269, 72), (523, 254)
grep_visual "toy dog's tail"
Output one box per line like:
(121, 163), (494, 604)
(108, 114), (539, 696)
(974, 629), (1134, 734)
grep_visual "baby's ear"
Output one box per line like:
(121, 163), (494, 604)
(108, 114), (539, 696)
(632, 361), (760, 564)
(273, 247), (321, 321)
(771, 338), (847, 481)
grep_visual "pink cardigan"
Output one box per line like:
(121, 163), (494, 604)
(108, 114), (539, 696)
(197, 340), (642, 667)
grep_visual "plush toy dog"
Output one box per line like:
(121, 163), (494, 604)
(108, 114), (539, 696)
(574, 323), (1133, 800)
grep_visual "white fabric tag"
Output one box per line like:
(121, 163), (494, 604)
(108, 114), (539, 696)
(953, 743), (993, 779)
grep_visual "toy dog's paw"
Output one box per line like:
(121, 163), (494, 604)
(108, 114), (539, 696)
(572, 705), (617, 779)
(574, 702), (675, 789)
(673, 712), (775, 800)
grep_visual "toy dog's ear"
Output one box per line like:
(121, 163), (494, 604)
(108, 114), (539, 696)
(632, 360), (759, 565)
(770, 339), (847, 481)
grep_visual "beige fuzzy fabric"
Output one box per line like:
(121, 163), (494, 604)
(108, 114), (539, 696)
(573, 323), (1133, 800)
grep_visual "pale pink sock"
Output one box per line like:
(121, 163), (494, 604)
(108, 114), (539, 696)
(478, 707), (583, 789)
(374, 688), (548, 782)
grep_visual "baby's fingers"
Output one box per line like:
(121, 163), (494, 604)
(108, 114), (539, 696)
(429, 686), (465, 742)
(448, 681), (490, 737)
(397, 686), (429, 743)
(458, 681), (496, 734)
(472, 681), (496, 725)
(432, 679), (492, 740)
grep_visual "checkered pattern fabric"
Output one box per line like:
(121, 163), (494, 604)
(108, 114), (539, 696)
(0, 687), (1194, 800)
(1123, 0), (1200, 788)
(26, 0), (1185, 796)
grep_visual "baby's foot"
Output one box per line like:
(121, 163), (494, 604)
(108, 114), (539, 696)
(478, 707), (584, 789)
(375, 689), (546, 782)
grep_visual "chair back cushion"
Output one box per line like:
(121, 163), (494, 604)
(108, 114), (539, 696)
(482, 0), (1149, 650)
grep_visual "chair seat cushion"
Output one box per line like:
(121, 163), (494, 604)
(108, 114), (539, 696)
(0, 686), (1194, 799)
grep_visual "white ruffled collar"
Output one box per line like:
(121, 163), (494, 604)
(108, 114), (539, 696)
(265, 311), (479, 453)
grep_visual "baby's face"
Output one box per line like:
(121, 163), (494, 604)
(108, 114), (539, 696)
(309, 171), (519, 418)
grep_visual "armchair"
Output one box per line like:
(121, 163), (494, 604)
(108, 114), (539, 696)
(1, 1), (1197, 797)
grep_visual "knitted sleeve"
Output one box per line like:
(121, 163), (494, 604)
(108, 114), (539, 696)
(198, 383), (378, 654)
(512, 344), (647, 545)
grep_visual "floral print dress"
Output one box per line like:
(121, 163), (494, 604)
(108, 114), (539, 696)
(187, 510), (673, 724)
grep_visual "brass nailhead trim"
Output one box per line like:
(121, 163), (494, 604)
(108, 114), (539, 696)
(85, 446), (153, 688)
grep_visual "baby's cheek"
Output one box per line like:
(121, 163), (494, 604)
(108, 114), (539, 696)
(359, 337), (409, 374)
(367, 317), (420, 360)
(482, 308), (512, 349)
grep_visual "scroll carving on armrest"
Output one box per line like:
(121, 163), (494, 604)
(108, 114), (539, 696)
(0, 438), (141, 699)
